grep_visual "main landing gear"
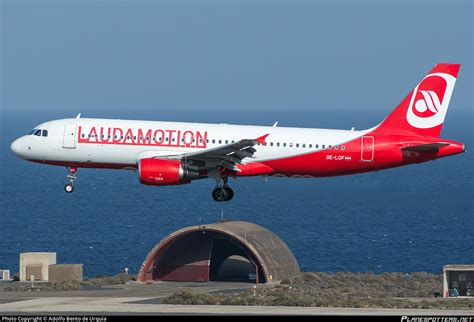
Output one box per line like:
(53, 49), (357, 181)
(64, 166), (77, 193)
(212, 176), (234, 202)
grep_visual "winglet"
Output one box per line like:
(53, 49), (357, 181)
(255, 134), (270, 145)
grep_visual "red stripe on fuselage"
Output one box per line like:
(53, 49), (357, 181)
(31, 133), (464, 176)
(29, 159), (137, 170)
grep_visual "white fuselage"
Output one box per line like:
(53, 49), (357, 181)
(11, 118), (368, 168)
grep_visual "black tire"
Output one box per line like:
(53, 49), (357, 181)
(64, 184), (74, 193)
(223, 187), (234, 201)
(212, 188), (228, 202)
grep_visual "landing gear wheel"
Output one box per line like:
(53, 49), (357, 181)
(223, 187), (234, 201)
(64, 184), (74, 193)
(212, 188), (228, 202)
(64, 166), (77, 193)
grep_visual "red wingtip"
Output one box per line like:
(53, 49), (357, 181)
(256, 134), (270, 145)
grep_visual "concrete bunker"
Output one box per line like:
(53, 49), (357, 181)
(138, 221), (300, 284)
(443, 264), (474, 297)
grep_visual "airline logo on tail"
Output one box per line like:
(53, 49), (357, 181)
(406, 72), (456, 129)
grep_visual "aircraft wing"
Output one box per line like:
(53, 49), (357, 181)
(175, 134), (269, 172)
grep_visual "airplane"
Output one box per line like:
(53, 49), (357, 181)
(10, 63), (466, 202)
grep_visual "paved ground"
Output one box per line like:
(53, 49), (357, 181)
(0, 281), (256, 301)
(1, 297), (474, 315)
(1, 282), (473, 315)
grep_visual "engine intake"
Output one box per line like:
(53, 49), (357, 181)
(138, 158), (199, 186)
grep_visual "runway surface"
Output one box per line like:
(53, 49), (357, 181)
(1, 282), (473, 315)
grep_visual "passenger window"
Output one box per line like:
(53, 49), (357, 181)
(133, 136), (137, 140)
(296, 143), (299, 148)
(322, 144), (325, 149)
(81, 134), (85, 138)
(206, 139), (209, 143)
(302, 144), (306, 148)
(334, 145), (338, 150)
(270, 142), (273, 146)
(219, 140), (222, 144)
(309, 144), (312, 148)
(341, 145), (346, 150)
(225, 140), (228, 144)
(42, 130), (48, 137)
(172, 138), (175, 142)
(277, 142), (280, 147)
(316, 144), (319, 149)
(289, 143), (293, 147)
(283, 143), (286, 147)
(212, 139), (216, 144)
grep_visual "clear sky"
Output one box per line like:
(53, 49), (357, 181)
(1, 0), (472, 115)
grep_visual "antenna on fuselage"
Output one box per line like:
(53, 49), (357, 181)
(272, 121), (278, 127)
(76, 113), (82, 119)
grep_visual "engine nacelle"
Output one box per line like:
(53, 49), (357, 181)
(138, 158), (199, 186)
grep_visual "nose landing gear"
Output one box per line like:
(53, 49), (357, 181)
(64, 166), (77, 193)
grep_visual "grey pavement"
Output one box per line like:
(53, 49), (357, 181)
(1, 282), (473, 315)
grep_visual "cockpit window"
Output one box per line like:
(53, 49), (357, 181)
(29, 129), (48, 137)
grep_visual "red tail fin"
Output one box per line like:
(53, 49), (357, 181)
(374, 63), (460, 138)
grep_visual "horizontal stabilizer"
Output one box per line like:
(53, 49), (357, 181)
(401, 142), (449, 153)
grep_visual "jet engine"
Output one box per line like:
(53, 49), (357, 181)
(138, 158), (199, 186)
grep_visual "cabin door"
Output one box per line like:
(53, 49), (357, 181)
(62, 123), (77, 149)
(361, 136), (374, 162)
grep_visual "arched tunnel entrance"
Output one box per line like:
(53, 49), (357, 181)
(149, 231), (265, 283)
(209, 236), (263, 283)
(138, 221), (300, 284)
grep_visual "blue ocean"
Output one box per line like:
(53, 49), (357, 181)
(1, 108), (472, 277)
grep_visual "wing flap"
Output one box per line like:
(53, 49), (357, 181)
(178, 134), (269, 171)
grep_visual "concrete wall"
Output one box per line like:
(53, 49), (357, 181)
(20, 253), (56, 282)
(49, 264), (83, 283)
(0, 270), (11, 280)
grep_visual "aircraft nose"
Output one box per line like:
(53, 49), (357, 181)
(10, 137), (26, 158)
